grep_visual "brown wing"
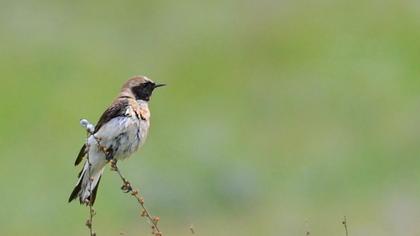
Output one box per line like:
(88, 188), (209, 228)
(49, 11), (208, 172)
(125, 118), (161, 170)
(73, 99), (129, 166)
(93, 99), (129, 133)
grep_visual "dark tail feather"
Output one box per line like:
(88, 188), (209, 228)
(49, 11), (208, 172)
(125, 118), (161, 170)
(68, 171), (102, 205)
(68, 179), (82, 203)
(89, 175), (102, 205)
(74, 144), (87, 166)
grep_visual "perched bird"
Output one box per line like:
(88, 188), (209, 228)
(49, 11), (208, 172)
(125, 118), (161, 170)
(69, 76), (165, 205)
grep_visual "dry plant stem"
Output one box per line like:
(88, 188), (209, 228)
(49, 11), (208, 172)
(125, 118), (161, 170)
(342, 216), (348, 236)
(189, 225), (195, 234)
(80, 119), (162, 236)
(85, 132), (96, 236)
(110, 160), (162, 236)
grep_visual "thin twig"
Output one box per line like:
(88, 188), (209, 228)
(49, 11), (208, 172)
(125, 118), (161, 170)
(189, 225), (195, 234)
(84, 131), (96, 236)
(80, 119), (162, 236)
(342, 216), (348, 236)
(110, 160), (162, 236)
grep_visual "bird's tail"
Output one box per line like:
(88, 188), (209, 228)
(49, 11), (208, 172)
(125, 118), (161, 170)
(69, 161), (105, 205)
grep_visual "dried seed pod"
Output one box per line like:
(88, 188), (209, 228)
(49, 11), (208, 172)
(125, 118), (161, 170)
(85, 219), (92, 227)
(141, 209), (147, 217)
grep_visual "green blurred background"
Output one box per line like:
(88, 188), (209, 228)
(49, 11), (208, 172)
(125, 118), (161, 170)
(1, 0), (420, 235)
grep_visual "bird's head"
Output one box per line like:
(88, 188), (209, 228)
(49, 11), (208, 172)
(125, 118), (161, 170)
(122, 76), (166, 101)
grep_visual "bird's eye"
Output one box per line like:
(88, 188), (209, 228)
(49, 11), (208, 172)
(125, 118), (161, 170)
(147, 82), (155, 89)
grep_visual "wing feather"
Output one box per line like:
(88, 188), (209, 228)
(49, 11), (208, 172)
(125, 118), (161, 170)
(94, 99), (129, 133)
(73, 99), (129, 165)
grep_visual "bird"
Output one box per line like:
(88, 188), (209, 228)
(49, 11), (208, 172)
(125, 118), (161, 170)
(69, 75), (165, 205)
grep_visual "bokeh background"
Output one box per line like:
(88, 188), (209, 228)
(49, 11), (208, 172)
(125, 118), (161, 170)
(1, 0), (420, 235)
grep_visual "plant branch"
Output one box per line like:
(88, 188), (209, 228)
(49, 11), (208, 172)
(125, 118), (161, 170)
(110, 160), (162, 236)
(81, 127), (96, 236)
(342, 216), (348, 236)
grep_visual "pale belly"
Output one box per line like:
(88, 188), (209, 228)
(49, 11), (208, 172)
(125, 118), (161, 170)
(92, 115), (149, 160)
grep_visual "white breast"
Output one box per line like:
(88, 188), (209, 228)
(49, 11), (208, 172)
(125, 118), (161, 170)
(93, 104), (150, 160)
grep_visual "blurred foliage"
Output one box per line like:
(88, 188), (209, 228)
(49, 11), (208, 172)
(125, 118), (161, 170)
(1, 0), (420, 235)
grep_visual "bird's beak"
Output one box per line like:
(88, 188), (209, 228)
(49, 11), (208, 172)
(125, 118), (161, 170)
(154, 83), (166, 88)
